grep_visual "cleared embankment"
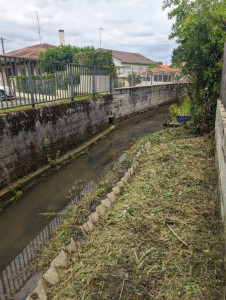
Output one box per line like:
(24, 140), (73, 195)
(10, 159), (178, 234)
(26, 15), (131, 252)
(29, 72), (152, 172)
(40, 127), (224, 299)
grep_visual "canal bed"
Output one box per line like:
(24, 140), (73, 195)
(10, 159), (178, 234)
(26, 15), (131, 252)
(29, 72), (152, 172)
(0, 107), (170, 272)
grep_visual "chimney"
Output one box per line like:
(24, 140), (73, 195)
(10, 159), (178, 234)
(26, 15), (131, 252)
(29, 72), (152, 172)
(59, 29), (65, 46)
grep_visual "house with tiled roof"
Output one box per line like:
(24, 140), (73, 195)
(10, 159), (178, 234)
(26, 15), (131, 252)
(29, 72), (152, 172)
(2, 43), (54, 60)
(101, 49), (156, 78)
(138, 65), (181, 84)
(0, 43), (54, 86)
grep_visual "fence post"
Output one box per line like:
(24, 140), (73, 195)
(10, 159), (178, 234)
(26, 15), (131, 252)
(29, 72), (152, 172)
(70, 64), (74, 100)
(93, 66), (95, 96)
(220, 42), (226, 110)
(110, 76), (112, 93)
(27, 60), (35, 108)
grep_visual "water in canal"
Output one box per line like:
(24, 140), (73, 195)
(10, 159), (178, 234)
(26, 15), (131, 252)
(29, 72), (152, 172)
(0, 107), (169, 271)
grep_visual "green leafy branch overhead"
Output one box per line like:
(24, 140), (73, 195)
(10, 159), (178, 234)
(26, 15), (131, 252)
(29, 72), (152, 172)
(163, 0), (226, 133)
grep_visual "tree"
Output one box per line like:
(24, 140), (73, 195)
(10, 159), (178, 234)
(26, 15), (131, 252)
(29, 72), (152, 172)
(155, 61), (163, 66)
(74, 49), (117, 78)
(127, 72), (142, 86)
(163, 0), (226, 133)
(39, 46), (117, 78)
(38, 45), (95, 63)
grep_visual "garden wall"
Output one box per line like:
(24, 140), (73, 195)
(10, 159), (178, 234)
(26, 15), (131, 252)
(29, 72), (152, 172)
(215, 43), (226, 244)
(216, 101), (226, 229)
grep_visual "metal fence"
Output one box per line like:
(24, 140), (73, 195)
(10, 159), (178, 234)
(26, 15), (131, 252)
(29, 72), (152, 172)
(0, 56), (112, 110)
(0, 180), (96, 300)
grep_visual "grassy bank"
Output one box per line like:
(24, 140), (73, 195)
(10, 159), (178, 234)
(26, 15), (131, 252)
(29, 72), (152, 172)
(41, 127), (224, 299)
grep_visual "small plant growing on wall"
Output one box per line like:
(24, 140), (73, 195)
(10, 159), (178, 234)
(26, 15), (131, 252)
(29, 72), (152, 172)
(43, 138), (60, 169)
(113, 113), (118, 129)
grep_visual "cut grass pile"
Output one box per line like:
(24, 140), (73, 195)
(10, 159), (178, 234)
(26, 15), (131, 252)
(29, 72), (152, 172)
(44, 127), (224, 299)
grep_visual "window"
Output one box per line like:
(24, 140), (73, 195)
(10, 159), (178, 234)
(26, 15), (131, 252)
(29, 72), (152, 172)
(163, 75), (168, 82)
(143, 75), (150, 82)
(168, 75), (172, 82)
(154, 75), (158, 82)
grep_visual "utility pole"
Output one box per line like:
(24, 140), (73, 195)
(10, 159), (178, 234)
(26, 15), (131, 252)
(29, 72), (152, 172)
(99, 27), (104, 48)
(165, 41), (168, 65)
(29, 11), (41, 44)
(1, 37), (5, 53)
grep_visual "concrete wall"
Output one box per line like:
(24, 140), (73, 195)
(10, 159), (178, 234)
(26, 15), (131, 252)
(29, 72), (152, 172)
(215, 101), (226, 227)
(216, 43), (226, 240)
(113, 84), (182, 119)
(0, 83), (186, 189)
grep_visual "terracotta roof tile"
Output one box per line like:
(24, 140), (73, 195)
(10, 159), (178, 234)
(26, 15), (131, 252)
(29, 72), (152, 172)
(150, 65), (180, 73)
(137, 65), (180, 74)
(2, 43), (54, 59)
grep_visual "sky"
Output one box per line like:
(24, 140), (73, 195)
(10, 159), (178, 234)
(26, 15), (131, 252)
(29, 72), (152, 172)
(0, 0), (177, 64)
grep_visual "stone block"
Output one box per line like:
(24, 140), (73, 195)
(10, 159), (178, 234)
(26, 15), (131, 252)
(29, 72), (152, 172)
(26, 279), (47, 300)
(89, 211), (99, 224)
(51, 250), (67, 269)
(112, 186), (120, 196)
(65, 238), (77, 254)
(43, 265), (59, 286)
(101, 198), (112, 208)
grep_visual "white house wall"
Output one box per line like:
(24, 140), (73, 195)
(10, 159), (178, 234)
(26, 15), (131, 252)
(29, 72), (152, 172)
(117, 63), (149, 78)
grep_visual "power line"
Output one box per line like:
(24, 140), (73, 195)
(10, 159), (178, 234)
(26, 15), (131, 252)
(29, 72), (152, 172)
(0, 37), (29, 54)
(2, 37), (28, 47)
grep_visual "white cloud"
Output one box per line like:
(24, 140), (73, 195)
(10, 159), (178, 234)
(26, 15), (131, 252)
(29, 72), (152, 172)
(0, 0), (177, 63)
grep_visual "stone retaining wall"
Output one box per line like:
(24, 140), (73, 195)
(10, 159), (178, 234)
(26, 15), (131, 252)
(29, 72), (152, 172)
(0, 83), (187, 190)
(215, 43), (226, 252)
(215, 101), (226, 228)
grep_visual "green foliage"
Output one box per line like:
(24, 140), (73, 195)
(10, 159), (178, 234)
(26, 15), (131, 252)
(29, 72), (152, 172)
(190, 101), (217, 135)
(127, 72), (143, 86)
(56, 71), (80, 90)
(113, 78), (125, 88)
(43, 138), (60, 169)
(163, 0), (226, 133)
(113, 113), (118, 128)
(149, 64), (157, 69)
(39, 45), (95, 63)
(74, 49), (117, 78)
(148, 62), (162, 70)
(154, 61), (163, 66)
(10, 74), (55, 81)
(169, 98), (191, 117)
(10, 74), (56, 94)
(39, 46), (117, 79)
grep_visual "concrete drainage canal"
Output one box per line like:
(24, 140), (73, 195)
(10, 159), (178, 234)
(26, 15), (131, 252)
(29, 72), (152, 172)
(0, 107), (170, 299)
